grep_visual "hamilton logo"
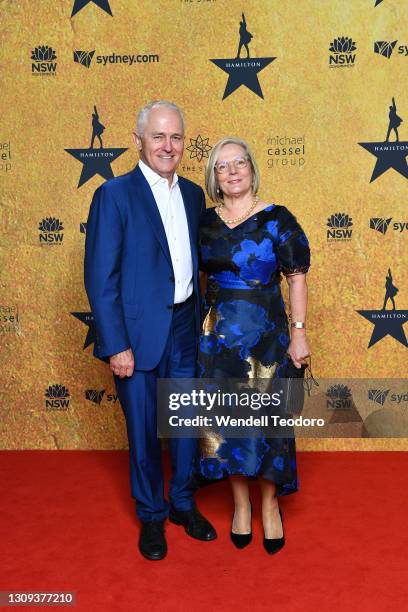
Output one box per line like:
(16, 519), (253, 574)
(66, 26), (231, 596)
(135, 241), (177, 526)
(74, 50), (95, 68)
(65, 105), (127, 187)
(359, 97), (408, 182)
(186, 135), (212, 162)
(71, 311), (97, 349)
(210, 13), (276, 100)
(357, 268), (408, 348)
(71, 0), (112, 17)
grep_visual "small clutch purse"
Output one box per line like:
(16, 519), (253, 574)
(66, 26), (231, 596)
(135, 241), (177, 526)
(277, 357), (318, 416)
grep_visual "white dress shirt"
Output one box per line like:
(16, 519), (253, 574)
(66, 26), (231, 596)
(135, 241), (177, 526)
(138, 160), (193, 304)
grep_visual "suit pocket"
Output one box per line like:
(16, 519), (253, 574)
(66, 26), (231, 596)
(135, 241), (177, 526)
(122, 302), (141, 319)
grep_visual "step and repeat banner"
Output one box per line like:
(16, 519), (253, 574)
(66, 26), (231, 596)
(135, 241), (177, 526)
(1, 0), (407, 450)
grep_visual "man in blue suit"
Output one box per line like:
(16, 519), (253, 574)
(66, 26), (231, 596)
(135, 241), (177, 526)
(84, 101), (216, 560)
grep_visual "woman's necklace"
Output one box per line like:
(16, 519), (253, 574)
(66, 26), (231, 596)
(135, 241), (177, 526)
(217, 195), (259, 225)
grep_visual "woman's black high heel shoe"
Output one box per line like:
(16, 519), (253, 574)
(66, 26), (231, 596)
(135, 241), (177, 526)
(230, 503), (252, 549)
(263, 509), (285, 555)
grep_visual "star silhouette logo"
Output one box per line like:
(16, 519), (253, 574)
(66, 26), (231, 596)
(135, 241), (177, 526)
(71, 311), (97, 349)
(65, 105), (127, 187)
(356, 269), (408, 348)
(186, 135), (212, 162)
(375, 0), (384, 6)
(65, 147), (127, 187)
(71, 0), (112, 17)
(359, 97), (408, 182)
(210, 13), (276, 100)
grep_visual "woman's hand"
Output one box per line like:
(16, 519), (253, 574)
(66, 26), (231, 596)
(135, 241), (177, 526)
(287, 332), (310, 368)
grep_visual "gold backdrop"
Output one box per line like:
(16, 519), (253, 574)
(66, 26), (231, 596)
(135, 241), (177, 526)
(1, 0), (407, 449)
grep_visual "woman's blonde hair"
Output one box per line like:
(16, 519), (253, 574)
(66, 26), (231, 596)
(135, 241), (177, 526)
(205, 137), (260, 204)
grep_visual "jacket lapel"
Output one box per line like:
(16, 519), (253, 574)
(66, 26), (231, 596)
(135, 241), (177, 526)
(131, 165), (172, 267)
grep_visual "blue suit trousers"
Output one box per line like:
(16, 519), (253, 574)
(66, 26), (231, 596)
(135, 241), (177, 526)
(114, 299), (197, 521)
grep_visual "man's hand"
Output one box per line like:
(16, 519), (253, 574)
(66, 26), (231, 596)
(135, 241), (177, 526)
(109, 348), (135, 378)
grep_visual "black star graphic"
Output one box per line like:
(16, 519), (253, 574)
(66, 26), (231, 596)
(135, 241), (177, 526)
(375, 0), (384, 6)
(71, 0), (112, 17)
(71, 312), (97, 349)
(210, 57), (276, 100)
(65, 147), (127, 188)
(356, 309), (408, 348)
(358, 141), (408, 182)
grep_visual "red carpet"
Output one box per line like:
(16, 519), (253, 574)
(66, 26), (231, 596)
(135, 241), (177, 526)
(1, 451), (408, 611)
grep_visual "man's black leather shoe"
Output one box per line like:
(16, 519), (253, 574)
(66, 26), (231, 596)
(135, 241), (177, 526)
(139, 520), (167, 560)
(169, 507), (217, 541)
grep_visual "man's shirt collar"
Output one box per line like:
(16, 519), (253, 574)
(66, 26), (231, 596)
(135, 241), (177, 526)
(138, 159), (178, 189)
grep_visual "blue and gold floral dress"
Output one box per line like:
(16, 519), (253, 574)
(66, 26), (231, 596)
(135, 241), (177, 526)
(197, 204), (310, 496)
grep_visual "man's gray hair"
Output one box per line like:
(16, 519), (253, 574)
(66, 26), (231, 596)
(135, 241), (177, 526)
(136, 100), (185, 135)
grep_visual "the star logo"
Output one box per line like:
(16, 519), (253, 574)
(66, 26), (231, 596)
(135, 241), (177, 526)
(210, 12), (276, 100)
(186, 135), (212, 162)
(71, 311), (97, 349)
(356, 268), (408, 348)
(71, 0), (112, 17)
(359, 97), (408, 182)
(375, 0), (384, 5)
(65, 105), (127, 187)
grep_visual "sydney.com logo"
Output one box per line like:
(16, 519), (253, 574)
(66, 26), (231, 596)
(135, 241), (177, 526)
(73, 50), (159, 69)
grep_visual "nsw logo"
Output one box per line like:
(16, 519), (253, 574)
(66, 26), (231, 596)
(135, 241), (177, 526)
(326, 385), (353, 410)
(45, 384), (70, 410)
(329, 37), (357, 68)
(31, 45), (57, 76)
(73, 50), (95, 68)
(326, 213), (353, 242)
(38, 217), (64, 245)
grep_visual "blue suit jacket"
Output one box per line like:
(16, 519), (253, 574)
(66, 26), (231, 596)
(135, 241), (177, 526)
(84, 164), (205, 370)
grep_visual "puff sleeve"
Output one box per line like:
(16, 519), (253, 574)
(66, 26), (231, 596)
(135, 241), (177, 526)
(275, 206), (310, 276)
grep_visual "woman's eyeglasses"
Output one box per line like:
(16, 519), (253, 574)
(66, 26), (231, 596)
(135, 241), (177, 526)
(214, 156), (249, 174)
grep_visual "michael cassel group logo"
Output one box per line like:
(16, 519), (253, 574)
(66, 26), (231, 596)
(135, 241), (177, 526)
(370, 217), (408, 235)
(0, 305), (19, 334)
(326, 213), (353, 242)
(45, 384), (70, 410)
(73, 50), (159, 69)
(31, 45), (57, 76)
(0, 140), (11, 173)
(329, 37), (357, 68)
(38, 217), (64, 246)
(266, 135), (306, 170)
(374, 40), (408, 60)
